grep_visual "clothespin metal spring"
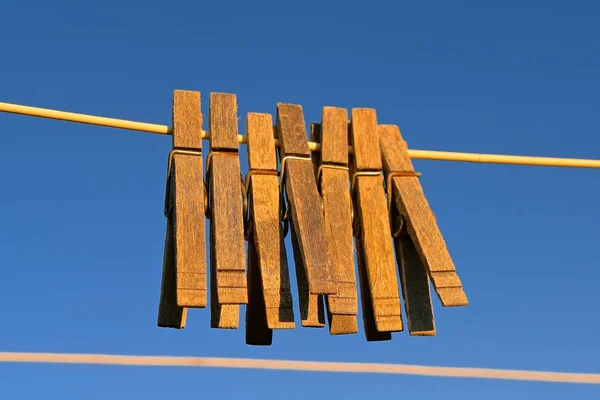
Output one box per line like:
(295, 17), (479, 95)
(349, 170), (382, 237)
(385, 170), (422, 238)
(204, 150), (245, 219)
(278, 155), (316, 238)
(242, 169), (279, 240)
(163, 148), (205, 217)
(316, 164), (350, 186)
(316, 163), (354, 232)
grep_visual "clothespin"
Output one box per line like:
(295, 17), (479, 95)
(350, 109), (403, 341)
(311, 107), (358, 335)
(276, 103), (336, 327)
(378, 125), (435, 336)
(244, 113), (295, 345)
(158, 90), (206, 329)
(207, 93), (247, 329)
(379, 125), (468, 311)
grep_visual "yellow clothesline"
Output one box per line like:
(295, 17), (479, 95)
(1, 101), (599, 169)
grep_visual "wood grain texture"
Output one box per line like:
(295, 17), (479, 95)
(378, 125), (468, 307)
(350, 109), (382, 171)
(245, 240), (273, 345)
(312, 111), (358, 335)
(209, 93), (247, 329)
(354, 177), (403, 332)
(350, 109), (403, 334)
(210, 241), (240, 329)
(395, 230), (436, 335)
(173, 91), (206, 308)
(380, 126), (435, 334)
(322, 171), (358, 334)
(247, 113), (277, 170)
(276, 103), (311, 156)
(157, 218), (187, 328)
(172, 90), (202, 149)
(209, 155), (247, 304)
(246, 113), (295, 330)
(320, 107), (349, 165)
(291, 220), (325, 327)
(172, 156), (207, 307)
(158, 90), (205, 327)
(276, 103), (336, 296)
(303, 121), (327, 329)
(357, 242), (391, 341)
(209, 93), (239, 150)
(249, 176), (295, 328)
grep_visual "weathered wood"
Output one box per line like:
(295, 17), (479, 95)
(172, 156), (207, 308)
(395, 228), (436, 335)
(319, 107), (349, 165)
(247, 113), (277, 170)
(208, 93), (247, 329)
(357, 242), (391, 341)
(291, 219), (325, 327)
(311, 109), (358, 335)
(350, 108), (403, 335)
(158, 90), (206, 329)
(276, 103), (336, 297)
(157, 218), (187, 328)
(276, 104), (310, 157)
(379, 125), (468, 307)
(210, 245), (240, 329)
(350, 108), (381, 171)
(380, 124), (435, 334)
(245, 113), (295, 333)
(209, 93), (239, 150)
(172, 90), (203, 149)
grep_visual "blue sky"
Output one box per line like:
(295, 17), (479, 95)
(0, 0), (598, 398)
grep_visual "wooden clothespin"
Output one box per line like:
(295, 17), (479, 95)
(158, 90), (206, 329)
(207, 93), (247, 329)
(379, 125), (468, 311)
(311, 107), (358, 335)
(244, 113), (295, 345)
(350, 109), (403, 341)
(276, 103), (336, 327)
(378, 125), (435, 336)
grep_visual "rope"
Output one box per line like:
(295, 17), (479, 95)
(0, 352), (597, 385)
(2, 101), (600, 168)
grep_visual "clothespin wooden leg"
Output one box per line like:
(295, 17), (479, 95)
(356, 243), (392, 341)
(289, 219), (326, 327)
(379, 125), (468, 308)
(350, 108), (403, 339)
(393, 225), (436, 336)
(208, 93), (248, 329)
(157, 218), (187, 328)
(244, 113), (295, 345)
(379, 126), (435, 335)
(158, 90), (206, 328)
(276, 103), (336, 328)
(311, 107), (358, 335)
(245, 239), (272, 345)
